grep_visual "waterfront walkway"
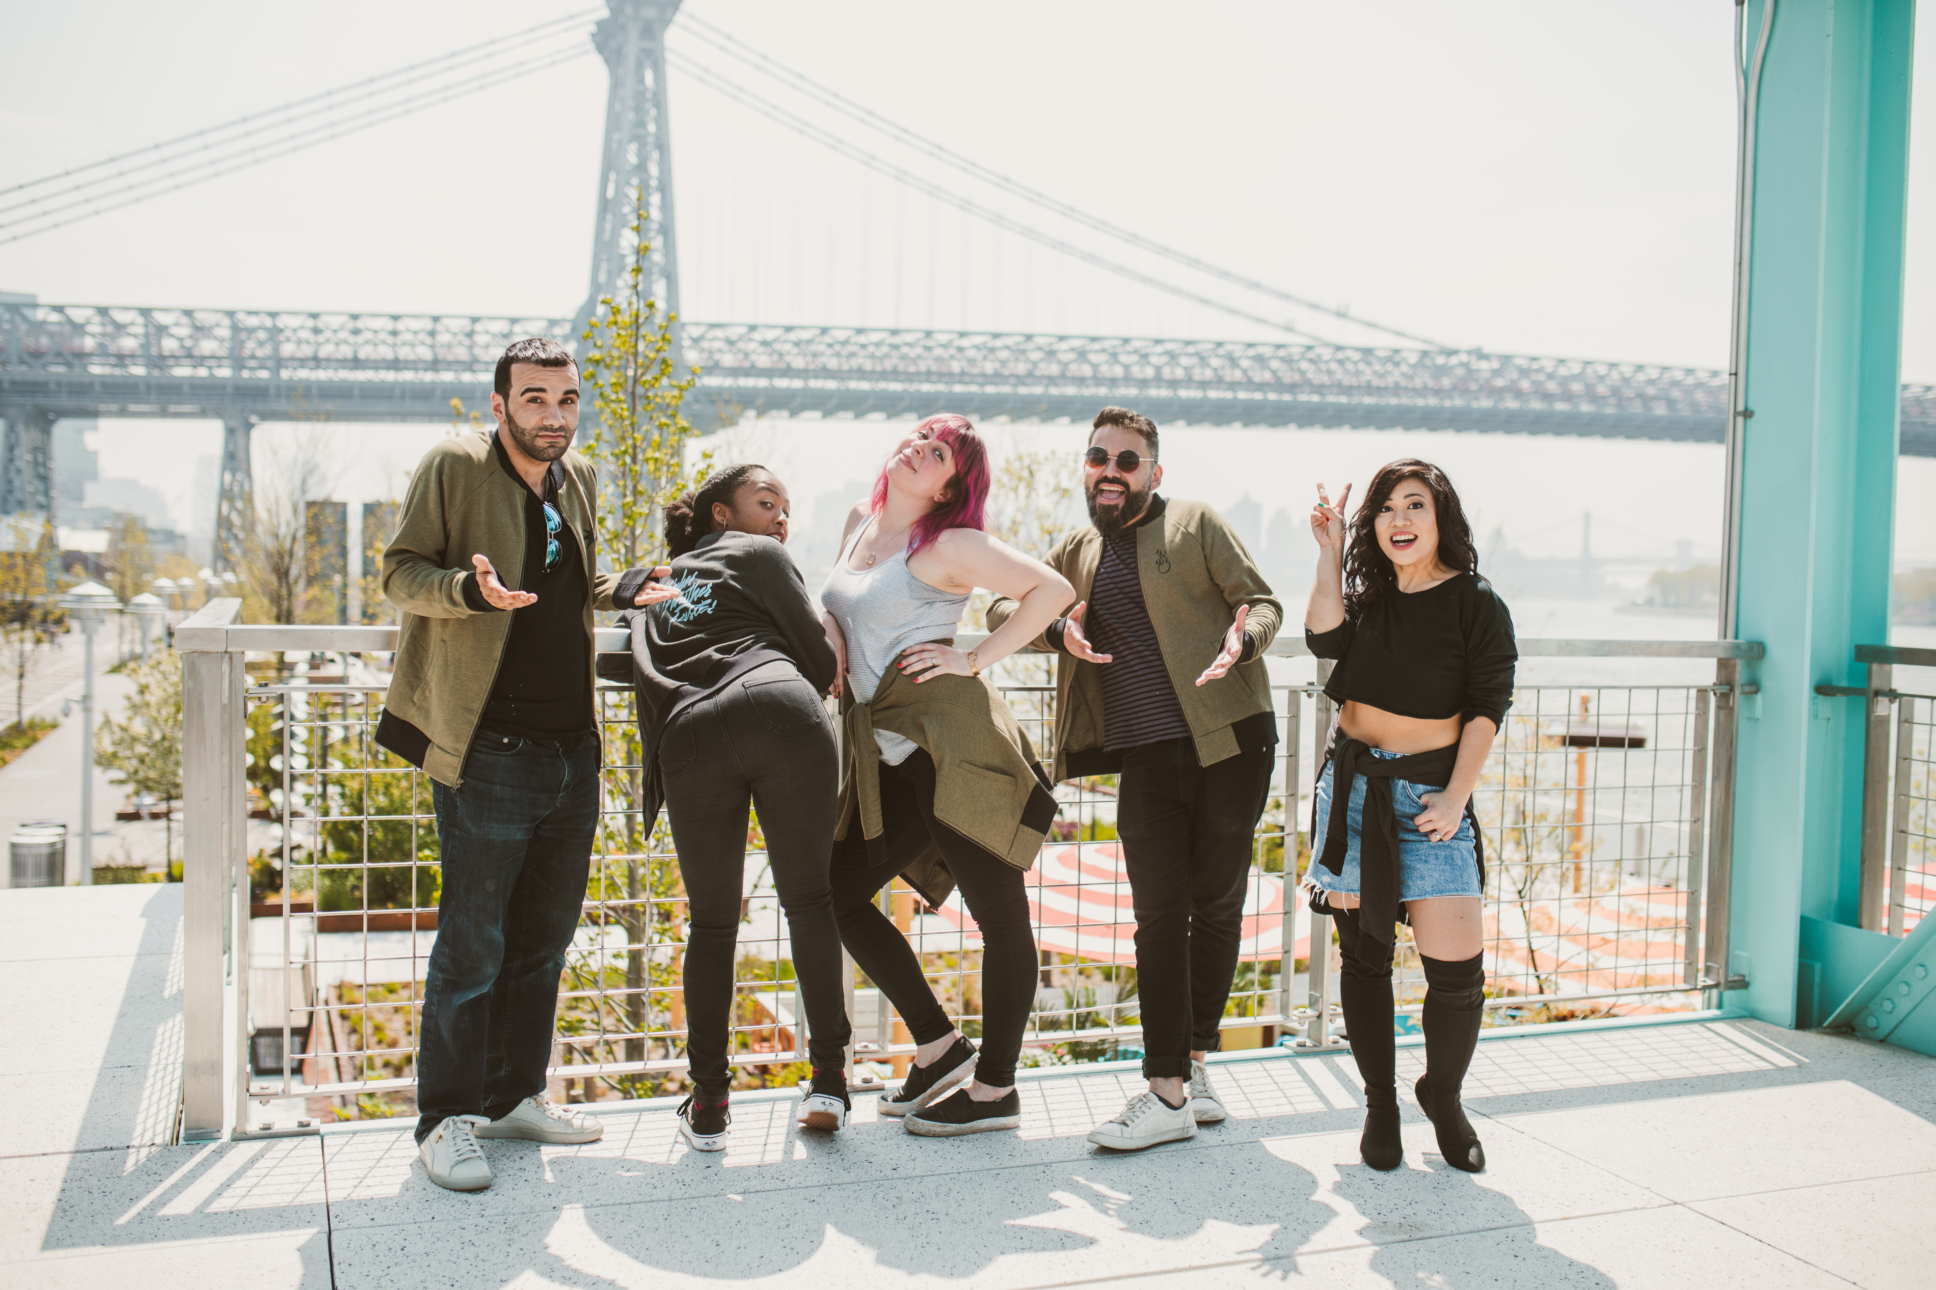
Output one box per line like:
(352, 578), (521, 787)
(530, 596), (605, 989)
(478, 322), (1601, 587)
(4, 884), (1930, 1288)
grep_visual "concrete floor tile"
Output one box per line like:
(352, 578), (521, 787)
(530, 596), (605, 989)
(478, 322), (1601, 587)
(0, 885), (182, 965)
(0, 1055), (183, 1158)
(1692, 1170), (1936, 1289)
(0, 1230), (330, 1290)
(1071, 1205), (1853, 1290)
(318, 1090), (1377, 1232)
(0, 954), (180, 1077)
(1500, 1078), (1936, 1202)
(0, 1138), (328, 1266)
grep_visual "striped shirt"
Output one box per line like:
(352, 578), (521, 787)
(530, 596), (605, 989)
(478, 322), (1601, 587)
(1087, 527), (1192, 750)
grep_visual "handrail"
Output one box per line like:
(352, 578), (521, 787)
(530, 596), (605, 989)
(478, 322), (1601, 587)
(1855, 643), (1936, 670)
(182, 619), (1767, 663)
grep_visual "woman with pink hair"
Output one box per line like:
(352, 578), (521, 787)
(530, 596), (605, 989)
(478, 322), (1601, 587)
(819, 413), (1074, 1138)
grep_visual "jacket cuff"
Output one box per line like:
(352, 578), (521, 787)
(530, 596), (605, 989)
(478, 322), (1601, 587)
(1239, 636), (1256, 664)
(1046, 617), (1071, 654)
(460, 572), (505, 614)
(614, 567), (651, 609)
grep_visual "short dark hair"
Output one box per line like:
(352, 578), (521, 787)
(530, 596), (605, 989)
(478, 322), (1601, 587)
(663, 464), (769, 558)
(494, 337), (577, 401)
(1091, 407), (1159, 459)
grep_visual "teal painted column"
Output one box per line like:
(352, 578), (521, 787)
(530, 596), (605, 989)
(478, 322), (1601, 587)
(1729, 0), (1916, 1026)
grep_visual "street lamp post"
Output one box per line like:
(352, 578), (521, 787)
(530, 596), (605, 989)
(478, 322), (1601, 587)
(59, 581), (121, 886)
(126, 593), (165, 663)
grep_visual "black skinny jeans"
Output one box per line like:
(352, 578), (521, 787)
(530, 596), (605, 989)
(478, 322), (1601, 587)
(659, 660), (852, 1094)
(829, 749), (1036, 1089)
(1117, 738), (1275, 1080)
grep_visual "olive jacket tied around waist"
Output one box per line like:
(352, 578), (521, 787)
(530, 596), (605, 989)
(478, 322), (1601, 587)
(1314, 728), (1485, 956)
(836, 646), (1059, 909)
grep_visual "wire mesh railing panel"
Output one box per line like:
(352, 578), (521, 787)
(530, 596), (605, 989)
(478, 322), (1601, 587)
(241, 655), (1719, 1117)
(1887, 693), (1936, 936)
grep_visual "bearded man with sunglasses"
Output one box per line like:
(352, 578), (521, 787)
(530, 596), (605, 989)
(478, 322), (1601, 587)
(988, 406), (1281, 1152)
(379, 337), (680, 1191)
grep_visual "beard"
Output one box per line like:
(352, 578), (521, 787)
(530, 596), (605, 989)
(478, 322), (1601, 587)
(1086, 475), (1151, 537)
(502, 404), (573, 463)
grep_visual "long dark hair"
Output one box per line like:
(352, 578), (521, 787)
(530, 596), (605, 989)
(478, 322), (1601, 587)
(663, 464), (768, 558)
(1342, 458), (1479, 617)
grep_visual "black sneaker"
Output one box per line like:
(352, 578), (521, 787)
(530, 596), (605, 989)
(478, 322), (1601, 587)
(904, 1087), (1022, 1137)
(878, 1036), (978, 1118)
(677, 1094), (730, 1152)
(796, 1068), (850, 1132)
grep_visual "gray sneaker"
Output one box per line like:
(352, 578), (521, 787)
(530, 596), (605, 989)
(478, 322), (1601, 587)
(419, 1114), (492, 1191)
(1087, 1090), (1197, 1151)
(472, 1095), (604, 1144)
(1188, 1059), (1227, 1123)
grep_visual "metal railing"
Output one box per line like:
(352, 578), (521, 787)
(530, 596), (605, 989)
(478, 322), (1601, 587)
(1829, 645), (1936, 938)
(177, 601), (1758, 1139)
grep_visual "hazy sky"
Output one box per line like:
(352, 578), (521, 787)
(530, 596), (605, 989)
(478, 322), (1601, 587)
(4, 2), (1933, 568)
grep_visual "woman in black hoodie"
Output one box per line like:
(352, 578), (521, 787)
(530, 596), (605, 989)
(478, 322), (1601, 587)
(631, 464), (851, 1151)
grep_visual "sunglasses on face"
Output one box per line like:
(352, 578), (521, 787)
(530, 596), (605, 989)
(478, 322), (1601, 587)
(541, 500), (563, 572)
(1083, 446), (1154, 473)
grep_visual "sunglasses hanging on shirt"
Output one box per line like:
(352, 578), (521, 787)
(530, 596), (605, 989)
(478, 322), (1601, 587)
(540, 500), (563, 573)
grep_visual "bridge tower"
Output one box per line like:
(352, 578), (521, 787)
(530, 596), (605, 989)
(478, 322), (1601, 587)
(577, 0), (683, 344)
(0, 410), (54, 521)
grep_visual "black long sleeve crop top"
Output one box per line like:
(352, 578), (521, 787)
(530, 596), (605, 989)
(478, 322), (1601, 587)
(1304, 572), (1517, 727)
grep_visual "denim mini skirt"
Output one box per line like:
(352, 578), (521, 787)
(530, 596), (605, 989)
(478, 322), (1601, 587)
(1306, 748), (1481, 901)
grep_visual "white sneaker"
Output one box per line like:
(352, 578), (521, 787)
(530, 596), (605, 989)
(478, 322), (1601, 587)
(472, 1095), (604, 1144)
(1086, 1090), (1198, 1152)
(1188, 1059), (1227, 1123)
(797, 1087), (851, 1132)
(419, 1115), (493, 1191)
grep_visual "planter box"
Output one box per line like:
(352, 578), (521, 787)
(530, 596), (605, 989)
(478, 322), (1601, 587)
(249, 901), (316, 918)
(315, 909), (438, 933)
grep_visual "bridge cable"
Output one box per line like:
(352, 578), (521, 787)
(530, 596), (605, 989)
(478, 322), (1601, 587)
(668, 52), (1347, 346)
(679, 13), (1450, 351)
(0, 12), (597, 242)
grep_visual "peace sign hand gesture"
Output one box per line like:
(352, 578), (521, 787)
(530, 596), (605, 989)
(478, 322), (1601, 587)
(1309, 482), (1352, 554)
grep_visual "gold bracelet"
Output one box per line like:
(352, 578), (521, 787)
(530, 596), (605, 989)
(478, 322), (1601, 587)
(966, 649), (981, 676)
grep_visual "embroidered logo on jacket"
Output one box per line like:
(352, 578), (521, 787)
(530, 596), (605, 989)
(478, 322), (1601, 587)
(1153, 547), (1172, 574)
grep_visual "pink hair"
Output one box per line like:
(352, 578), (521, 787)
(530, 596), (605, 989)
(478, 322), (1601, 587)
(869, 413), (989, 554)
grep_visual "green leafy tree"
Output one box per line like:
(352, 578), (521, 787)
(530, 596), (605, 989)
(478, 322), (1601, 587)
(0, 520), (62, 730)
(574, 184), (708, 1095)
(94, 651), (184, 870)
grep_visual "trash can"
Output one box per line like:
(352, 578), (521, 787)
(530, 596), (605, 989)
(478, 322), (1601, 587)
(9, 822), (68, 888)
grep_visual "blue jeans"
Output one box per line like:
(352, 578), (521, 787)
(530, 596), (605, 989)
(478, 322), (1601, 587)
(415, 728), (600, 1142)
(1308, 751), (1480, 902)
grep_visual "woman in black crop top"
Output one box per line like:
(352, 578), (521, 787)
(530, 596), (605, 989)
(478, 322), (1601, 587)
(628, 465), (853, 1151)
(1304, 457), (1515, 1176)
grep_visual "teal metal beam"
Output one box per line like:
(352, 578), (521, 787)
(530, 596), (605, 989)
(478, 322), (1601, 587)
(1728, 0), (1917, 1026)
(1822, 911), (1936, 1054)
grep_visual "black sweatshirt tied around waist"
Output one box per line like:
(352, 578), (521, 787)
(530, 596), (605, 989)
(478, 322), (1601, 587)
(1314, 729), (1484, 956)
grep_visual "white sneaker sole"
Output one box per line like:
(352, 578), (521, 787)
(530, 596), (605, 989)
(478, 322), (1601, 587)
(678, 1118), (728, 1152)
(877, 1053), (978, 1118)
(903, 1110), (1021, 1137)
(1087, 1119), (1197, 1151)
(797, 1095), (849, 1132)
(473, 1120), (603, 1144)
(1190, 1098), (1227, 1124)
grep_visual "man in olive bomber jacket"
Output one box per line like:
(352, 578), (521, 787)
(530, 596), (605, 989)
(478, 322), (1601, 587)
(379, 337), (677, 1192)
(987, 406), (1281, 1154)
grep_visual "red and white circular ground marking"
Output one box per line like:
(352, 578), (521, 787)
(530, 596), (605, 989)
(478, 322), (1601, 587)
(928, 842), (1308, 964)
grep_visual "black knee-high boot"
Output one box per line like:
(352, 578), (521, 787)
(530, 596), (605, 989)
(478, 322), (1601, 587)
(1332, 907), (1401, 1171)
(1418, 951), (1486, 1172)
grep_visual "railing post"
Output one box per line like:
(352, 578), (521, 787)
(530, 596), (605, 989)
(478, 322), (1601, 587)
(1276, 683), (1301, 1024)
(1858, 661), (1894, 931)
(178, 599), (244, 1142)
(1683, 687), (1711, 987)
(1298, 661), (1340, 1047)
(1703, 657), (1744, 993)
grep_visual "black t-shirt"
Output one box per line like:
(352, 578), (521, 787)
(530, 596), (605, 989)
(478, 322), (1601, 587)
(466, 442), (594, 739)
(1306, 572), (1516, 726)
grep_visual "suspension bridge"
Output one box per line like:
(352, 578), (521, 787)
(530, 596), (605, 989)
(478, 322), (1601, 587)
(1, 0), (1931, 556)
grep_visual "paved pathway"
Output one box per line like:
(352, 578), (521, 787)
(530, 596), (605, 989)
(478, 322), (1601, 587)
(2, 884), (1931, 1287)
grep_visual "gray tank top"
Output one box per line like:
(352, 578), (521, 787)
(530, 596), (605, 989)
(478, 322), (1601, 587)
(820, 515), (970, 764)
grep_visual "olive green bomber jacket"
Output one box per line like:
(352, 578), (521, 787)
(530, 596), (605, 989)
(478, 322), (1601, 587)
(986, 496), (1282, 782)
(836, 657), (1059, 909)
(380, 430), (636, 787)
